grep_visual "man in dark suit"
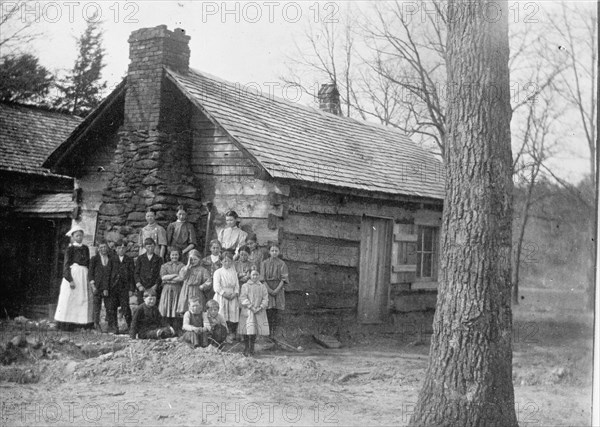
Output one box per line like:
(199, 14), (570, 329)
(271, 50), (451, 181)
(134, 238), (162, 305)
(89, 238), (115, 332)
(111, 239), (135, 333)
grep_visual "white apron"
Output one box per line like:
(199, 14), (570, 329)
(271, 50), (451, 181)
(54, 264), (93, 324)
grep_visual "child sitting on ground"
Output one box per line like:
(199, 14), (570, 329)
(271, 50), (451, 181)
(203, 299), (229, 347)
(181, 296), (210, 348)
(130, 289), (175, 339)
(239, 267), (269, 356)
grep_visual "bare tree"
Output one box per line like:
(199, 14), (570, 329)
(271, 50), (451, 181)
(546, 3), (597, 310)
(281, 6), (362, 118)
(362, 1), (447, 154)
(409, 1), (517, 424)
(0, 1), (43, 54)
(511, 91), (561, 304)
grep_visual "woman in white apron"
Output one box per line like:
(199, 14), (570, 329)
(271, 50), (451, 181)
(54, 225), (93, 329)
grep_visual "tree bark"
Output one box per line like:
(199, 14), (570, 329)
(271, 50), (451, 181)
(409, 1), (517, 426)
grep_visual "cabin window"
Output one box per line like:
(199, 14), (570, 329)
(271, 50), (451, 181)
(416, 225), (438, 279)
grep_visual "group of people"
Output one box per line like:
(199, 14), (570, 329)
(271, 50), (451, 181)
(54, 207), (289, 357)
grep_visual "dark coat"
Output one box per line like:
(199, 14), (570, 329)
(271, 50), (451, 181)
(134, 254), (162, 291)
(112, 254), (135, 293)
(89, 254), (115, 292)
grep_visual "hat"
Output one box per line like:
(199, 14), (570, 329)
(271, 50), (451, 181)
(65, 224), (85, 237)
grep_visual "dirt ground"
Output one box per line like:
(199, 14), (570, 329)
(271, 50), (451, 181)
(0, 299), (593, 426)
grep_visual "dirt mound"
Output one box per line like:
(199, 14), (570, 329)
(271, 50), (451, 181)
(65, 339), (342, 385)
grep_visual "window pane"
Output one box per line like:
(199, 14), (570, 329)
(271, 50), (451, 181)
(423, 253), (432, 278)
(423, 227), (433, 251)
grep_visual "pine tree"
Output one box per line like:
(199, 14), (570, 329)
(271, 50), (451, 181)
(55, 18), (106, 116)
(0, 54), (54, 104)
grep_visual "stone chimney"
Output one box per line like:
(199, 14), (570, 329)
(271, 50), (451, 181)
(318, 83), (342, 116)
(98, 25), (203, 252)
(125, 25), (190, 129)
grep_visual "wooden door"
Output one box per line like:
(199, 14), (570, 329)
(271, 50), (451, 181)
(358, 216), (393, 323)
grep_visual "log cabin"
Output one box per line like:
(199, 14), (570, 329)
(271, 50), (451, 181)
(44, 25), (445, 325)
(0, 102), (81, 317)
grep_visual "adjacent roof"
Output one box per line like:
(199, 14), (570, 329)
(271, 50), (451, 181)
(14, 193), (75, 216)
(167, 68), (445, 201)
(0, 102), (82, 177)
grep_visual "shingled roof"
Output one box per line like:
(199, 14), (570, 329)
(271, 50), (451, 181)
(0, 102), (82, 177)
(166, 68), (445, 201)
(14, 193), (75, 216)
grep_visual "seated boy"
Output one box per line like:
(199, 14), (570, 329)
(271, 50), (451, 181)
(130, 289), (175, 339)
(203, 299), (229, 347)
(181, 296), (209, 348)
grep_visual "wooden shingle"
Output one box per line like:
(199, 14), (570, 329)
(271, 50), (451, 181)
(167, 68), (445, 201)
(0, 103), (82, 177)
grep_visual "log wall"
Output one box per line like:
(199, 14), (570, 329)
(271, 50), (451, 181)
(278, 186), (442, 314)
(191, 109), (287, 246)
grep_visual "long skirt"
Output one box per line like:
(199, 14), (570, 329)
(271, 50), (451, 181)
(158, 283), (182, 318)
(54, 264), (93, 324)
(238, 307), (269, 336)
(176, 284), (204, 314)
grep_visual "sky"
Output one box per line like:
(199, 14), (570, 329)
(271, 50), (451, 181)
(2, 0), (596, 184)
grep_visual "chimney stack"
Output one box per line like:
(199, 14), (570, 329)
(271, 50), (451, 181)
(318, 83), (342, 116)
(125, 25), (191, 129)
(98, 25), (202, 253)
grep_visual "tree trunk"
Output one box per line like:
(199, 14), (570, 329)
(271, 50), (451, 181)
(409, 1), (517, 426)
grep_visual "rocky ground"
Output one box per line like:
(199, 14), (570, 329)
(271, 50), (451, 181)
(0, 303), (593, 426)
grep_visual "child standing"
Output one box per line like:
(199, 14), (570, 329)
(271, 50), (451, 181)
(55, 225), (93, 329)
(176, 249), (212, 315)
(213, 252), (240, 342)
(130, 289), (175, 339)
(111, 239), (135, 332)
(166, 205), (197, 263)
(239, 268), (269, 356)
(245, 234), (266, 269)
(203, 299), (229, 347)
(234, 246), (252, 285)
(134, 238), (162, 304)
(217, 210), (247, 257)
(260, 244), (289, 340)
(201, 239), (222, 300)
(139, 208), (167, 260)
(158, 248), (185, 331)
(89, 238), (116, 332)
